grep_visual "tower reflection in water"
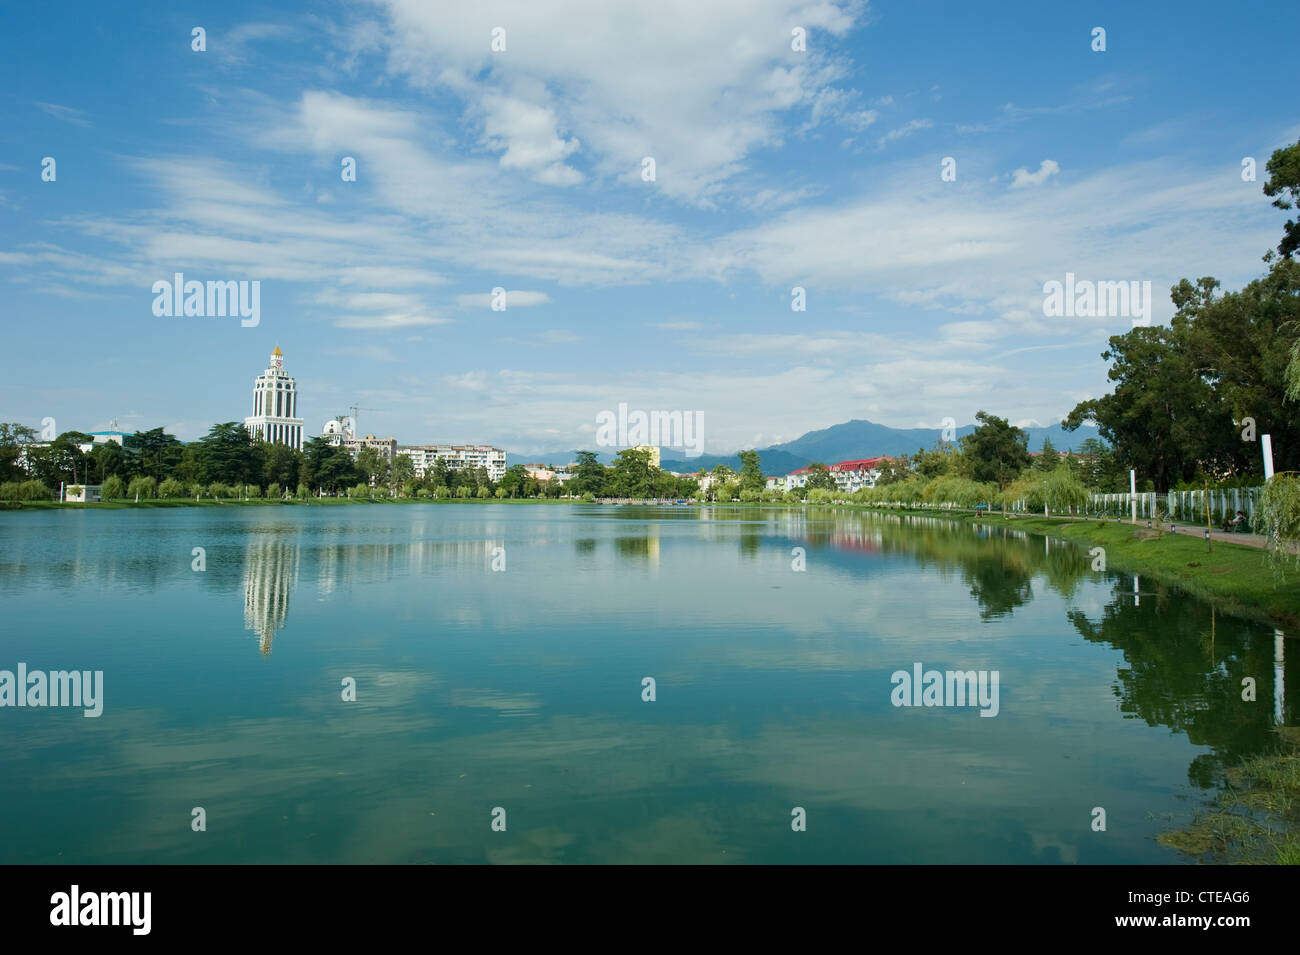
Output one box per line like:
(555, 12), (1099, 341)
(242, 536), (299, 654)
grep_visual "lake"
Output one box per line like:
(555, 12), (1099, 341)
(0, 503), (1293, 863)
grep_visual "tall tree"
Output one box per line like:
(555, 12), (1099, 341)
(960, 412), (1030, 489)
(737, 449), (765, 492)
(571, 450), (607, 496)
(126, 428), (184, 481)
(804, 462), (837, 490)
(1177, 260), (1300, 474)
(197, 423), (262, 486)
(609, 448), (656, 497)
(1034, 437), (1059, 472)
(1064, 326), (1227, 490)
(1263, 139), (1300, 259)
(0, 423), (39, 482)
(302, 437), (360, 492)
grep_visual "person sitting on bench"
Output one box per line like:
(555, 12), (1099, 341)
(1223, 510), (1247, 532)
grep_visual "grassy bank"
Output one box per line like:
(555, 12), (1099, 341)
(846, 506), (1300, 629)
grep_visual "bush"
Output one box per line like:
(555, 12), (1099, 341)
(580, 490), (595, 502)
(101, 475), (126, 500)
(1257, 474), (1300, 566)
(0, 480), (52, 501)
(476, 486), (489, 498)
(296, 483), (310, 499)
(158, 478), (185, 498)
(351, 483), (371, 499)
(807, 488), (835, 504)
(126, 476), (156, 500)
(739, 487), (761, 502)
(922, 476), (996, 509)
(206, 482), (232, 499)
(266, 482), (282, 500)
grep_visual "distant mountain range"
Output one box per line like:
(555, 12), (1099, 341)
(506, 417), (1101, 475)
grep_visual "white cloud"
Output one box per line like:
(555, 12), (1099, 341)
(1010, 159), (1060, 188)
(480, 93), (582, 185)
(877, 118), (932, 147)
(457, 290), (551, 308)
(373, 0), (863, 203)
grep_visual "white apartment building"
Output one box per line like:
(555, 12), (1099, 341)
(244, 346), (304, 450)
(399, 445), (507, 483)
(829, 457), (887, 493)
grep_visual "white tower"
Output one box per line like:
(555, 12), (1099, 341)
(244, 346), (304, 451)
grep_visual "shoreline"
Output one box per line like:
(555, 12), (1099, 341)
(5, 497), (1297, 627)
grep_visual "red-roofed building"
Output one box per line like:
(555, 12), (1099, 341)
(829, 456), (890, 492)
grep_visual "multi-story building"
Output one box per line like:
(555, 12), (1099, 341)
(829, 457), (888, 493)
(785, 467), (813, 490)
(776, 457), (890, 494)
(244, 346), (304, 450)
(321, 419), (396, 460)
(399, 445), (507, 483)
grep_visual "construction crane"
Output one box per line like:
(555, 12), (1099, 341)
(349, 404), (386, 439)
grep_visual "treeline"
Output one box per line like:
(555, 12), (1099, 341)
(0, 423), (704, 502)
(1059, 138), (1300, 551)
(1, 422), (383, 499)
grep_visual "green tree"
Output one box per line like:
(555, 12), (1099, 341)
(737, 449), (765, 493)
(1263, 139), (1300, 260)
(960, 412), (1031, 490)
(609, 448), (656, 497)
(390, 454), (415, 492)
(263, 442), (301, 490)
(0, 423), (40, 482)
(87, 439), (129, 484)
(1033, 437), (1059, 472)
(499, 464), (532, 498)
(1176, 262), (1300, 474)
(101, 474), (126, 500)
(804, 463), (837, 491)
(911, 443), (957, 480)
(26, 431), (92, 487)
(302, 437), (361, 492)
(571, 451), (608, 496)
(126, 428), (184, 481)
(197, 423), (262, 486)
(355, 447), (385, 488)
(873, 456), (910, 486)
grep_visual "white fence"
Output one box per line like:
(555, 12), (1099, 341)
(1089, 487), (1263, 524)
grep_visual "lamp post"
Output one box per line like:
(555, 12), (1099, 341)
(1130, 469), (1137, 524)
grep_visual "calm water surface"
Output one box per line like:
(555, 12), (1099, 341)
(1, 503), (1294, 863)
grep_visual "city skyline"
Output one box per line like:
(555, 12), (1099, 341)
(2, 1), (1296, 455)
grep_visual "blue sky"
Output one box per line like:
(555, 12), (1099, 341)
(1, 0), (1296, 455)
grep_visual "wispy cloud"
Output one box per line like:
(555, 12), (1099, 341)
(34, 102), (91, 127)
